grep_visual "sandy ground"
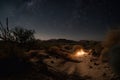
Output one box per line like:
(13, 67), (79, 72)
(44, 54), (115, 80)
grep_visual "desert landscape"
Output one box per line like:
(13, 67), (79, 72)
(0, 0), (120, 80)
(0, 22), (120, 80)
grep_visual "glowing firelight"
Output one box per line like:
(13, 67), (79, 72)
(74, 49), (88, 57)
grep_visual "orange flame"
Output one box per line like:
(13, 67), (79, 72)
(74, 49), (88, 57)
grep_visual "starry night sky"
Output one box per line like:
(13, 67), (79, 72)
(0, 0), (120, 41)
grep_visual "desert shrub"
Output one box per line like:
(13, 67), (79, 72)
(100, 29), (120, 63)
(94, 43), (103, 53)
(109, 45), (120, 74)
(0, 18), (14, 41)
(102, 29), (120, 48)
(99, 47), (110, 62)
(12, 27), (35, 44)
(0, 42), (33, 76)
(0, 18), (35, 44)
(92, 43), (103, 57)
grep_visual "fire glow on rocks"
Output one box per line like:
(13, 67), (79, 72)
(68, 48), (89, 61)
(74, 49), (88, 57)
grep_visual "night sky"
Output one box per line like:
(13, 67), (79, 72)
(0, 0), (120, 41)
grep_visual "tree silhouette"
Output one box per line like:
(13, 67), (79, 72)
(0, 18), (35, 44)
(12, 27), (35, 44)
(0, 18), (14, 41)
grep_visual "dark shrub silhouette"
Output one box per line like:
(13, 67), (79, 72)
(0, 41), (32, 76)
(109, 45), (120, 74)
(100, 29), (120, 62)
(0, 18), (35, 45)
(12, 27), (35, 44)
(0, 18), (14, 41)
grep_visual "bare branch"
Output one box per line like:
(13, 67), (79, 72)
(6, 17), (9, 32)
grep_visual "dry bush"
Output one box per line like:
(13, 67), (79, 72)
(109, 45), (120, 74)
(99, 47), (110, 62)
(94, 43), (103, 53)
(90, 43), (103, 57)
(102, 29), (120, 48)
(100, 29), (120, 63)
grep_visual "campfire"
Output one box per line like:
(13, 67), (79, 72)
(66, 48), (90, 62)
(74, 49), (89, 57)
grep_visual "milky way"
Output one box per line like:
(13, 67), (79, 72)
(0, 0), (120, 40)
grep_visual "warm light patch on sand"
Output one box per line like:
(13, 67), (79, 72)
(74, 49), (88, 57)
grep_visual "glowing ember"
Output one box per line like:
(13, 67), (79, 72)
(74, 49), (88, 57)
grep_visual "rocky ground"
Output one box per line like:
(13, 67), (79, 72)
(43, 53), (118, 80)
(0, 46), (119, 80)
